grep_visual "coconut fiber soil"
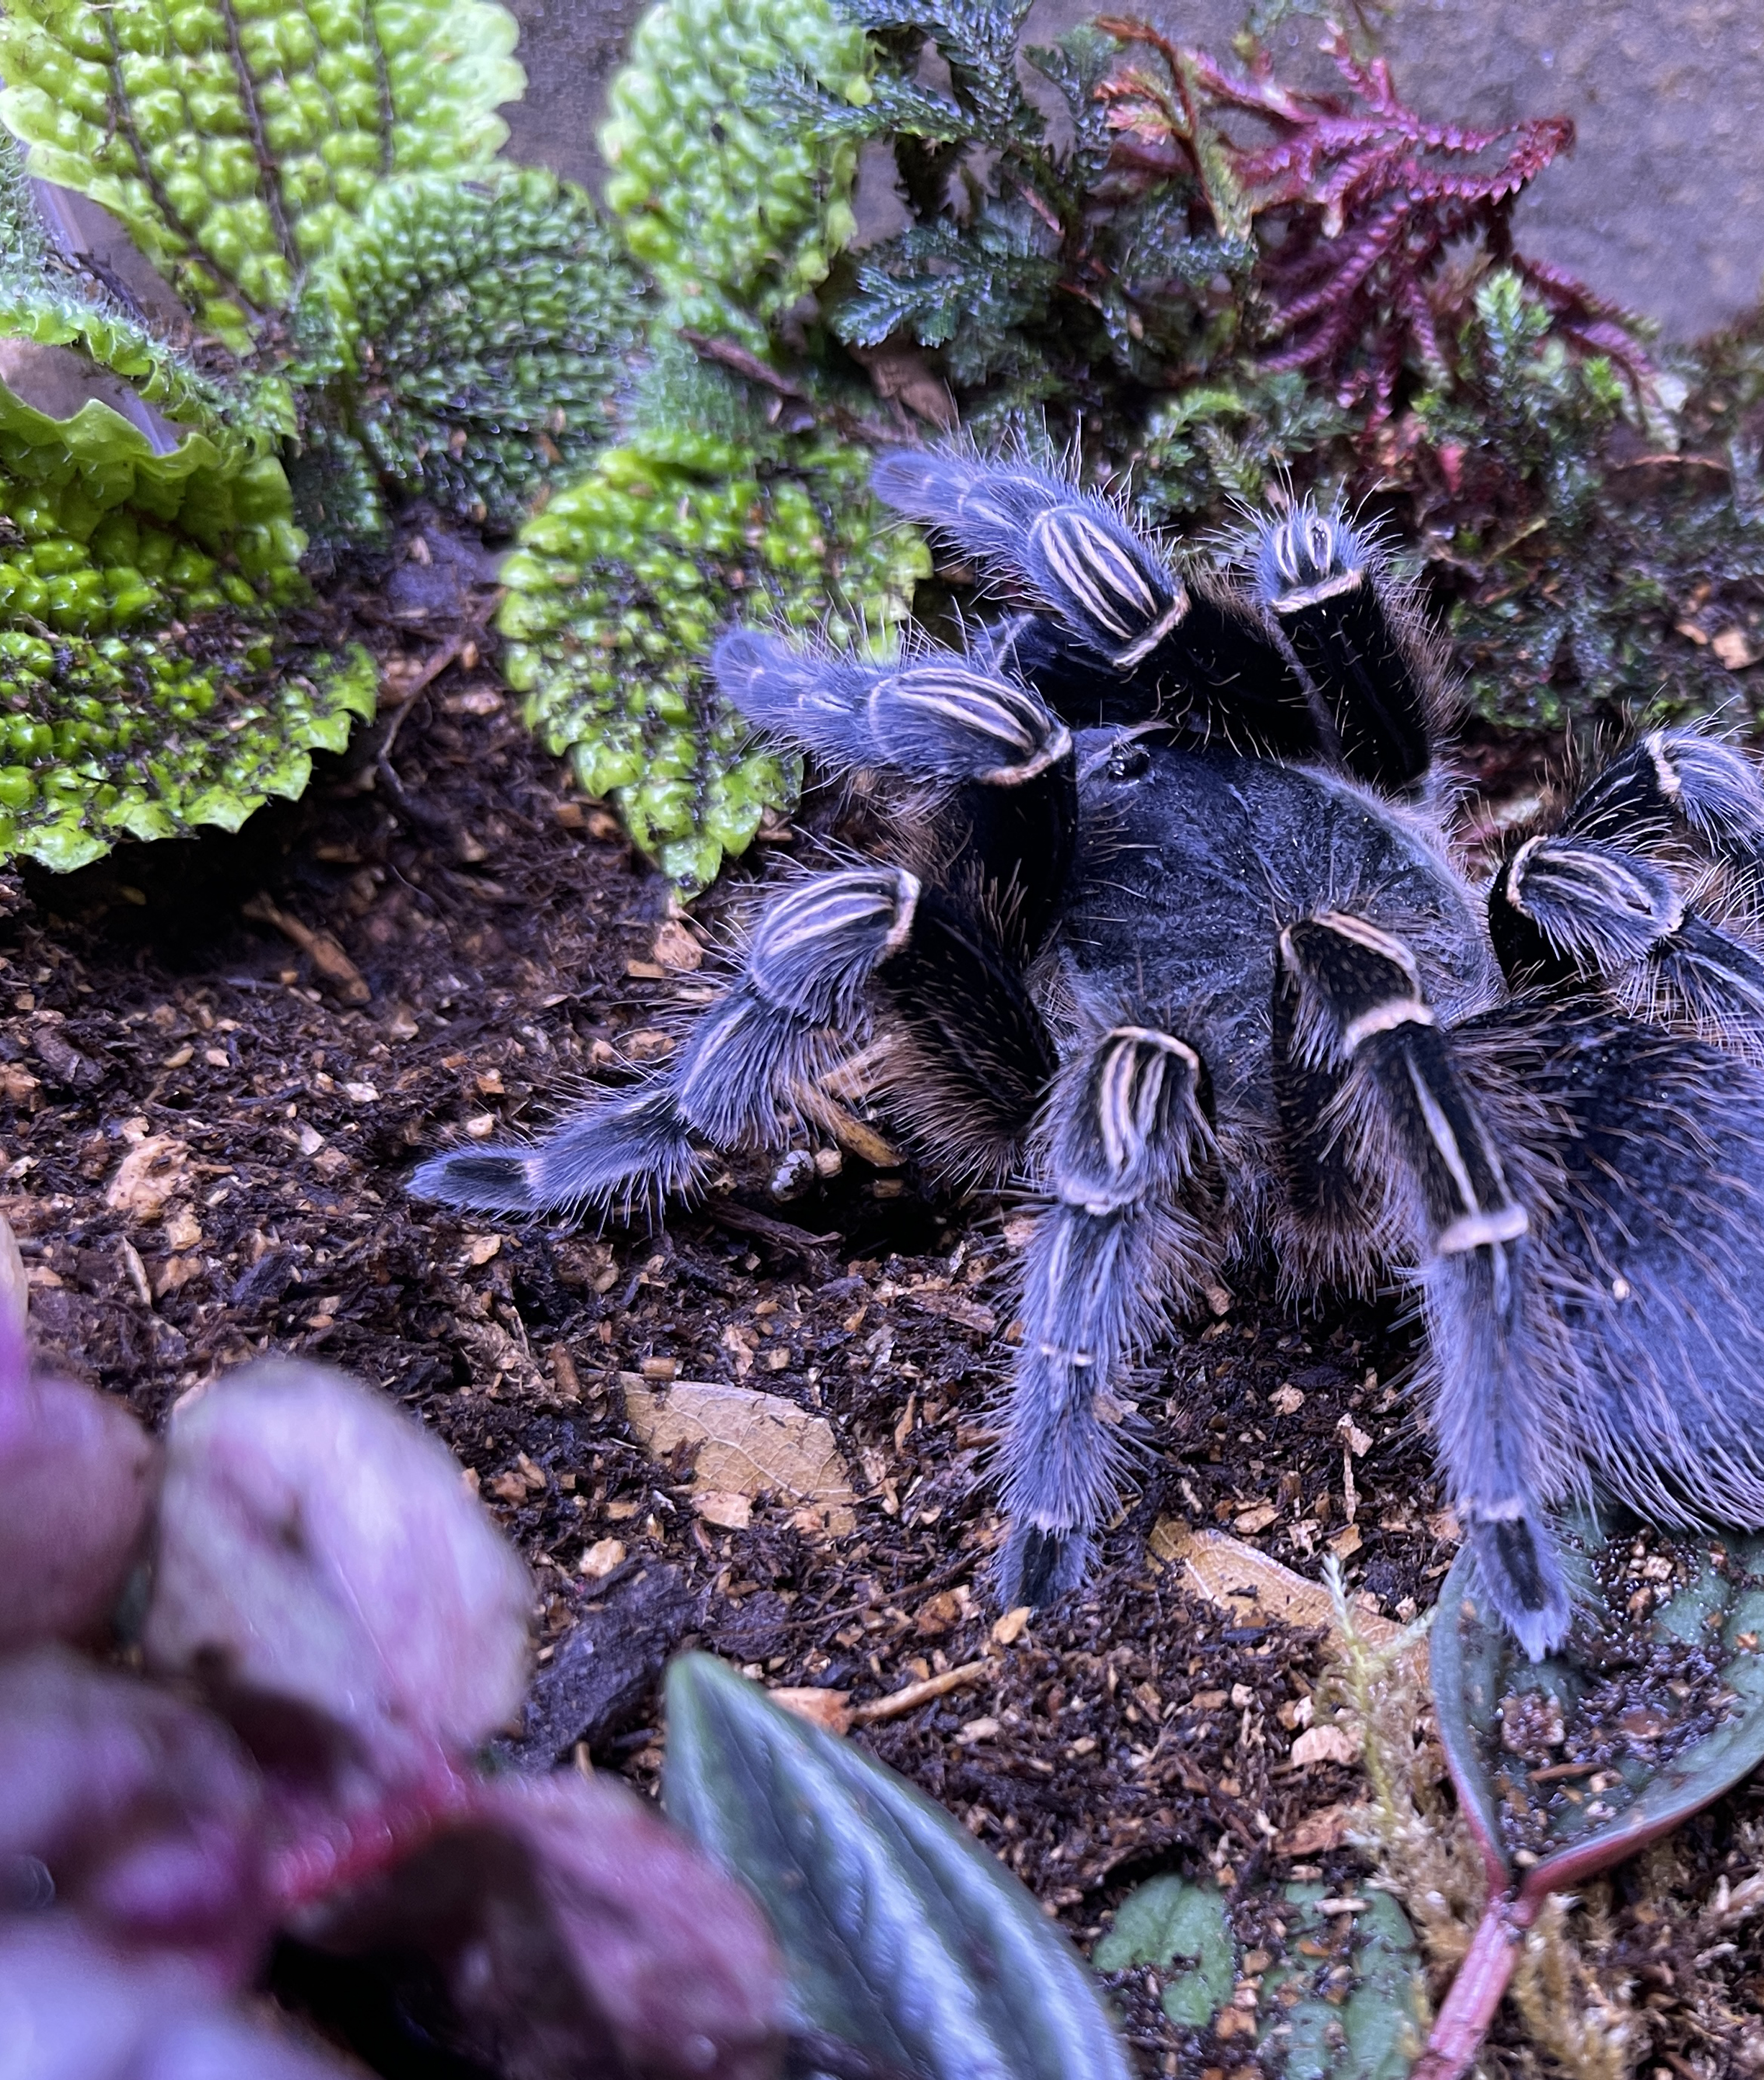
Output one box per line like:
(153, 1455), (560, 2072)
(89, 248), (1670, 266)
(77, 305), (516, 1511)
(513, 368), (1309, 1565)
(6, 570), (1764, 2072)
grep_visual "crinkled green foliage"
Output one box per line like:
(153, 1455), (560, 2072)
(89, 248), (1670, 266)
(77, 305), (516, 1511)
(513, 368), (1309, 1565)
(601, 0), (869, 353)
(0, 150), (374, 869)
(1418, 271), (1764, 733)
(0, 0), (523, 348)
(498, 348), (926, 890)
(293, 166), (645, 534)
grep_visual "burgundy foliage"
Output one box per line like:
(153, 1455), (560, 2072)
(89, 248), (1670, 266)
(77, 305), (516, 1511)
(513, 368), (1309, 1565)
(0, 1342), (788, 2080)
(0, 1328), (158, 1651)
(1097, 17), (1644, 417)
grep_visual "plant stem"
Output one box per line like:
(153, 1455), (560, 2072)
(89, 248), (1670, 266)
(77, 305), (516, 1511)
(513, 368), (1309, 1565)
(1411, 1892), (1530, 2080)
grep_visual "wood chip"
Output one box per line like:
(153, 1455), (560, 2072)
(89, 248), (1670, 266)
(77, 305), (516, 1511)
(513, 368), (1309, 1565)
(1714, 627), (1763, 670)
(991, 1605), (1031, 1647)
(578, 1538), (626, 1581)
(771, 1685), (853, 1734)
(1290, 1723), (1360, 1767)
(621, 1372), (858, 1535)
(104, 1136), (191, 1221)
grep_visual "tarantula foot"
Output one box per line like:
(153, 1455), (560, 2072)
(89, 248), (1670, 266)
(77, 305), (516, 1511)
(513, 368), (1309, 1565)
(996, 1522), (1094, 1610)
(1468, 1512), (1572, 1662)
(409, 1146), (538, 1213)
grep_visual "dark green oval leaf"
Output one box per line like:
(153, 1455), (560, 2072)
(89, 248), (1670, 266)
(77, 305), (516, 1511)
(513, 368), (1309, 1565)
(1432, 1505), (1764, 1902)
(663, 1652), (1132, 2080)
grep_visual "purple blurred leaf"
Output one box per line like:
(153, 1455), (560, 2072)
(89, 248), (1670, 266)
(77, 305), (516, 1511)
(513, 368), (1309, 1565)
(0, 1328), (158, 1651)
(142, 1360), (531, 1884)
(309, 1767), (786, 2080)
(0, 1920), (355, 2079)
(0, 1647), (268, 1984)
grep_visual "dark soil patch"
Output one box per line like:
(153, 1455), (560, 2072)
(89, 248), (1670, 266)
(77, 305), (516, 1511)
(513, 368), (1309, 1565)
(6, 556), (1764, 2071)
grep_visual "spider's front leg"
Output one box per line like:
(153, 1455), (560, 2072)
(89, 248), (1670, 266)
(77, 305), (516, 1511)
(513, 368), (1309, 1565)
(412, 639), (1070, 1216)
(998, 1024), (1222, 1607)
(1278, 912), (1572, 1658)
(1248, 503), (1440, 793)
(870, 450), (1321, 753)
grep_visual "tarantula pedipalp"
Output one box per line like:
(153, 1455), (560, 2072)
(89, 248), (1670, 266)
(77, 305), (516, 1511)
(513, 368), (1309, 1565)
(415, 451), (1764, 1661)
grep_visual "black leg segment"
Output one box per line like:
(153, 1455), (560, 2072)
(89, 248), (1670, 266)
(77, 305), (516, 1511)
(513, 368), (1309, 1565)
(1280, 912), (1567, 1658)
(1252, 505), (1435, 792)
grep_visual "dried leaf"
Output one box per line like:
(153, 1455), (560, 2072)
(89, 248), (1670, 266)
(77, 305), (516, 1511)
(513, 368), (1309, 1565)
(621, 1373), (858, 1534)
(144, 1361), (531, 1812)
(104, 1136), (191, 1221)
(652, 918), (704, 971)
(1148, 1518), (1423, 1673)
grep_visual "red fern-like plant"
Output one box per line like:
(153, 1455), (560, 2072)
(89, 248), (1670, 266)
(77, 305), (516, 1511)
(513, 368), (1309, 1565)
(1097, 17), (1645, 417)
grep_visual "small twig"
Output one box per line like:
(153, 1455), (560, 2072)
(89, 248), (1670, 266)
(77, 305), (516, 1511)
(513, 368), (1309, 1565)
(702, 1198), (839, 1274)
(678, 329), (918, 450)
(849, 1660), (986, 1726)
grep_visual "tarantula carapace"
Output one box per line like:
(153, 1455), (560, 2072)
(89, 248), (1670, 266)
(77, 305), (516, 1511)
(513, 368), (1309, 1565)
(415, 451), (1764, 1660)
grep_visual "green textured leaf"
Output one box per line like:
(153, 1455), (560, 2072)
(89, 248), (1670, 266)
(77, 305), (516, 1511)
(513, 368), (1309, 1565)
(601, 0), (868, 351)
(295, 166), (644, 531)
(1092, 1874), (1234, 2027)
(498, 358), (925, 890)
(663, 1653), (1133, 2080)
(0, 0), (524, 346)
(1431, 1503), (1764, 1901)
(1261, 1885), (1427, 2079)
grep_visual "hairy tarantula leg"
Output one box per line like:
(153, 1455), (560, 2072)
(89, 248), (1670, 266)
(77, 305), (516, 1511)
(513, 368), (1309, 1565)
(713, 630), (1076, 946)
(870, 450), (1321, 752)
(996, 1025), (1219, 1609)
(1279, 913), (1570, 1659)
(411, 867), (924, 1217)
(1490, 834), (1764, 1039)
(1251, 503), (1433, 793)
(1562, 727), (1764, 874)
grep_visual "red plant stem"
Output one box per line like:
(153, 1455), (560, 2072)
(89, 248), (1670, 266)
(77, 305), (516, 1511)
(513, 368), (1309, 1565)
(270, 1752), (482, 1911)
(1412, 1890), (1535, 2080)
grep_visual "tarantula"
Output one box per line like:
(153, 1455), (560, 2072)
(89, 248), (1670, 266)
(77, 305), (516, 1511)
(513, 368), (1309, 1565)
(415, 451), (1764, 1660)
